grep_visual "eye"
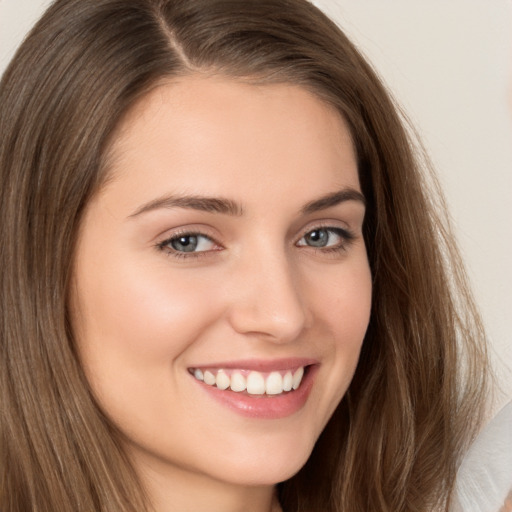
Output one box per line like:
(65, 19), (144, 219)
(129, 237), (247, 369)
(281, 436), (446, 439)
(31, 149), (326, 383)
(159, 233), (218, 255)
(296, 227), (353, 250)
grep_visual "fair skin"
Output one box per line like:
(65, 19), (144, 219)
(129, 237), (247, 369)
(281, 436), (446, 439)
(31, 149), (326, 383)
(71, 76), (372, 512)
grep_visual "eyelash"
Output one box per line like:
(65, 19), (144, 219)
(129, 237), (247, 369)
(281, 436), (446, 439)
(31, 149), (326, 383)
(156, 229), (219, 260)
(156, 225), (356, 260)
(300, 226), (356, 255)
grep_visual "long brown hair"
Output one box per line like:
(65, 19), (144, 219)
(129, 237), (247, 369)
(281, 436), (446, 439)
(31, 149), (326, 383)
(0, 0), (488, 510)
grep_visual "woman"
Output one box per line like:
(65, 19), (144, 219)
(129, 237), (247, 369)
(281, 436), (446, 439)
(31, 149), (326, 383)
(0, 0), (488, 510)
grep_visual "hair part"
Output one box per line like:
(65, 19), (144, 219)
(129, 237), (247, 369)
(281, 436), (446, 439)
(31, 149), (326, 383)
(0, 1), (488, 510)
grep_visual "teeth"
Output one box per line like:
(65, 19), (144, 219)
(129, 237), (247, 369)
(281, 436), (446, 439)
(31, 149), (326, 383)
(265, 372), (283, 395)
(283, 371), (293, 392)
(246, 371), (266, 395)
(230, 372), (246, 392)
(215, 370), (230, 390)
(203, 370), (216, 386)
(191, 366), (306, 395)
(292, 367), (304, 390)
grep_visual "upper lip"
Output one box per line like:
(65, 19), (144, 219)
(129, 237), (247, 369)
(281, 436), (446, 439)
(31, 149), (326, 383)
(189, 357), (319, 372)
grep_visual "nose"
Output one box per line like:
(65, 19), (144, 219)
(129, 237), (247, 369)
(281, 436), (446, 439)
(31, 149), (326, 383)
(225, 249), (310, 343)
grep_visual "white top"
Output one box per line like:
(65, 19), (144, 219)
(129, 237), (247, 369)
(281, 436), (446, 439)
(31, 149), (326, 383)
(453, 401), (512, 512)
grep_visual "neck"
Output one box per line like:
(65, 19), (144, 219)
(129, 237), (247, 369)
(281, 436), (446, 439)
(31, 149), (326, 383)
(132, 448), (282, 512)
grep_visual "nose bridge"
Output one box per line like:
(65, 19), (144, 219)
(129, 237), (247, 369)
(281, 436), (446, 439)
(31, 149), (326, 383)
(226, 242), (308, 342)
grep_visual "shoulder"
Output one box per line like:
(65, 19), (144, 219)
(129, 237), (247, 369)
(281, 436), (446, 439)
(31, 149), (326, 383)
(453, 400), (512, 512)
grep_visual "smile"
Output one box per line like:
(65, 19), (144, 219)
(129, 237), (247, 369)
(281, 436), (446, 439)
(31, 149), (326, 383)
(189, 367), (305, 395)
(188, 359), (318, 419)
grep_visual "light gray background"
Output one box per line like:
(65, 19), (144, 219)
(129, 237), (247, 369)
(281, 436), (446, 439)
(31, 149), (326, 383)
(1, 0), (511, 409)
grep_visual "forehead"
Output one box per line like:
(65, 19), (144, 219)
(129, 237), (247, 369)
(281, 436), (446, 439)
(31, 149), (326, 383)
(102, 75), (360, 209)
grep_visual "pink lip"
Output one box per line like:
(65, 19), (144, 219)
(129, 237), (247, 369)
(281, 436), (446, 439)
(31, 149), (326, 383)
(191, 362), (319, 420)
(190, 357), (319, 372)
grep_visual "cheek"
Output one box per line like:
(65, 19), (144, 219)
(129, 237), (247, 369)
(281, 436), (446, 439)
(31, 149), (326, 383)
(76, 261), (214, 356)
(312, 256), (372, 341)
(70, 253), (229, 448)
(311, 259), (372, 407)
(70, 248), (225, 414)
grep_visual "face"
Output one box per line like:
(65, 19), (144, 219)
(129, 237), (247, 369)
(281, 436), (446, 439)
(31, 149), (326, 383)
(71, 76), (372, 492)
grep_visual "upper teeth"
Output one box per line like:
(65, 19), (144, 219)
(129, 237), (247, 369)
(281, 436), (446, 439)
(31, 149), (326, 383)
(191, 367), (305, 395)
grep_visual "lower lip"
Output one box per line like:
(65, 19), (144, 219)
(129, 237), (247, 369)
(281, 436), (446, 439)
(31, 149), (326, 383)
(193, 365), (318, 419)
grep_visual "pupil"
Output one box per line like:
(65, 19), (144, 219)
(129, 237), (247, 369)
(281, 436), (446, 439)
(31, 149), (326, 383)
(171, 235), (198, 252)
(307, 229), (327, 247)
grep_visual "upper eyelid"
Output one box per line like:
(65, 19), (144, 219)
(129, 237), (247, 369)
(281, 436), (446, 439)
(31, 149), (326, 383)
(156, 232), (222, 260)
(157, 226), (220, 245)
(158, 233), (218, 250)
(158, 221), (354, 240)
(160, 229), (351, 256)
(298, 226), (350, 236)
(296, 222), (354, 239)
(296, 226), (354, 245)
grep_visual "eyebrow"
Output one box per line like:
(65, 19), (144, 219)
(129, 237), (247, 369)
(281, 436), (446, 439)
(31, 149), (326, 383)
(300, 188), (366, 214)
(129, 187), (365, 219)
(129, 195), (244, 218)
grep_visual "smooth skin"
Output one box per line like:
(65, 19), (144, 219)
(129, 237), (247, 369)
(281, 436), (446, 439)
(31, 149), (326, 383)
(70, 76), (372, 512)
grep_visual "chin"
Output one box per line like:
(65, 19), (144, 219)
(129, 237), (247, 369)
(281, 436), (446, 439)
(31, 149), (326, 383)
(203, 430), (317, 487)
